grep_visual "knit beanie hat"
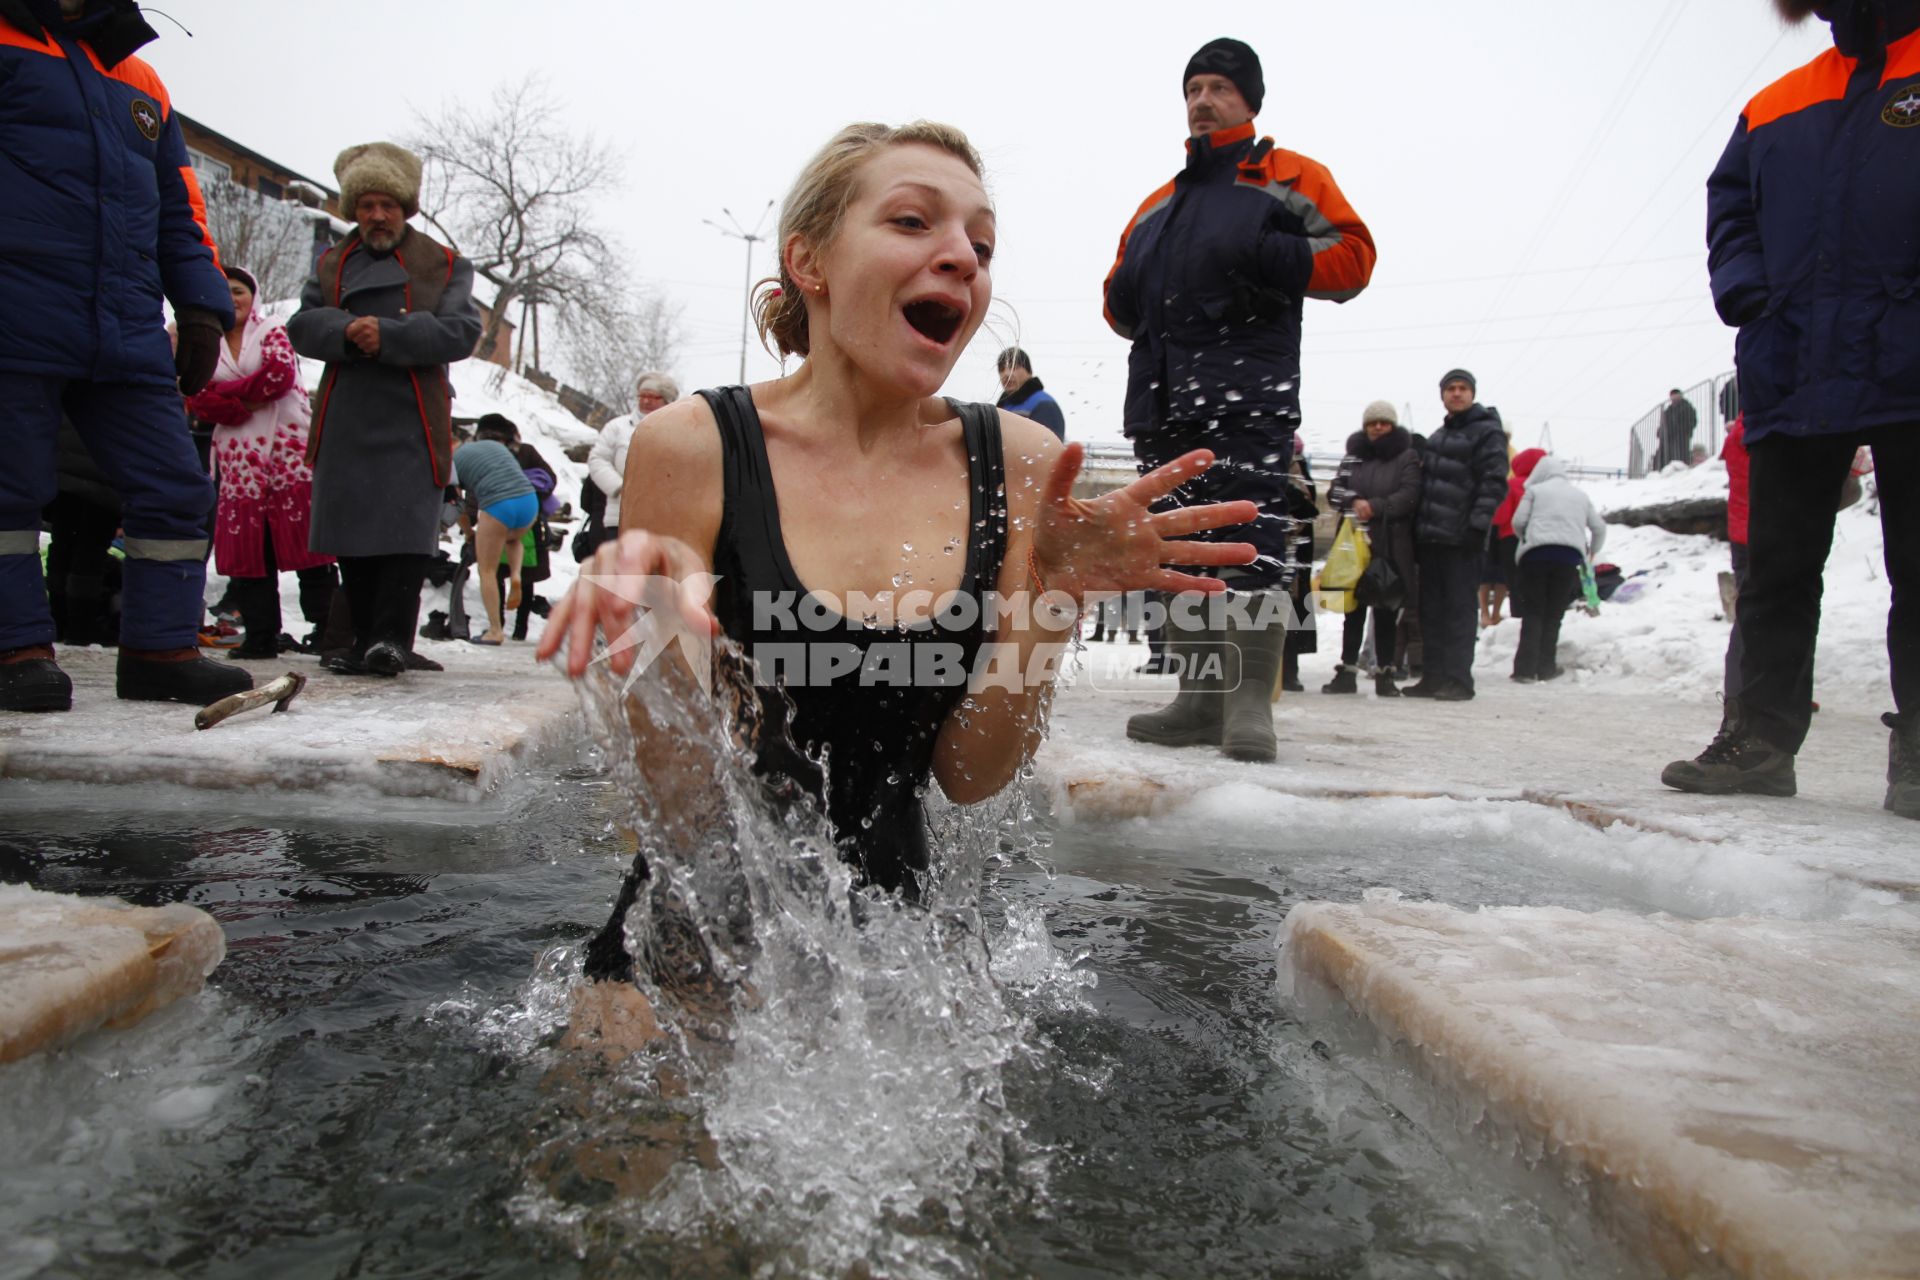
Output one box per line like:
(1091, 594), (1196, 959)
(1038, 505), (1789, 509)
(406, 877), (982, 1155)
(1183, 38), (1264, 114)
(1361, 399), (1399, 426)
(1439, 368), (1477, 392)
(334, 141), (422, 219)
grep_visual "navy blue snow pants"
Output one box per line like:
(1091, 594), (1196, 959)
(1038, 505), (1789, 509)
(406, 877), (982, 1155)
(1132, 414), (1298, 591)
(0, 373), (213, 651)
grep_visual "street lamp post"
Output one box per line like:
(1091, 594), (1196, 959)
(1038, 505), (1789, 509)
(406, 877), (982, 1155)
(704, 201), (776, 385)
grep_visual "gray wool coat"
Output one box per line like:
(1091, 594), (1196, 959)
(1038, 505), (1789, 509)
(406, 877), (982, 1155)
(287, 231), (482, 557)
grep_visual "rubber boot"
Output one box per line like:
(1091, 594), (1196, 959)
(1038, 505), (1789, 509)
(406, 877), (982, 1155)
(1885, 712), (1920, 819)
(1321, 667), (1359, 695)
(117, 647), (253, 706)
(1, 645), (73, 713)
(1221, 594), (1285, 763)
(1125, 615), (1223, 747)
(1660, 700), (1797, 797)
(230, 575), (282, 660)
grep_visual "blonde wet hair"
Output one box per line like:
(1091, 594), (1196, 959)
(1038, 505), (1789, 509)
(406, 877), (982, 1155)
(752, 121), (986, 360)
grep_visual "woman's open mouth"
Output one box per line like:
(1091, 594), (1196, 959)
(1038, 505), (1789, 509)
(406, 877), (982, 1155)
(902, 299), (964, 346)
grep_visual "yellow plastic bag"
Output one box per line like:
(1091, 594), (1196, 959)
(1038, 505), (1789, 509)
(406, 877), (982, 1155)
(1315, 516), (1371, 614)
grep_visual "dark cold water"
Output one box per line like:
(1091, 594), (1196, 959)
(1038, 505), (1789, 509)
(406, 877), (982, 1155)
(0, 766), (1658, 1280)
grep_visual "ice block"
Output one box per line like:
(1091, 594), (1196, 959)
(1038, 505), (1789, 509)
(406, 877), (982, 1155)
(1280, 898), (1920, 1280)
(0, 884), (226, 1063)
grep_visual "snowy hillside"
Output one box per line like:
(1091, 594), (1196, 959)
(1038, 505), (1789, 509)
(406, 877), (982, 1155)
(1462, 460), (1892, 713)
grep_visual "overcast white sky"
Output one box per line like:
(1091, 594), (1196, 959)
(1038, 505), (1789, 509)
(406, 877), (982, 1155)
(149, 1), (1828, 466)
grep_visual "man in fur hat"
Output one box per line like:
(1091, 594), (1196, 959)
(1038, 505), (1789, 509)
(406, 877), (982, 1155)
(0, 0), (256, 713)
(1105, 36), (1376, 764)
(1663, 0), (1920, 819)
(289, 142), (482, 677)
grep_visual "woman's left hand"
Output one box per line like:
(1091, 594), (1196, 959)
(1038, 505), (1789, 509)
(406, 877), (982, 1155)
(1032, 444), (1258, 600)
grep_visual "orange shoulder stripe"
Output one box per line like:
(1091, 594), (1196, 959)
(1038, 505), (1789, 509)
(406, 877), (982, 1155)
(1104, 177), (1176, 303)
(1744, 47), (1854, 130)
(1884, 28), (1920, 84)
(0, 21), (63, 55)
(177, 164), (222, 265)
(108, 54), (172, 115)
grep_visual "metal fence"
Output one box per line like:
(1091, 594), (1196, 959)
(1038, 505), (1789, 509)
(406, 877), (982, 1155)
(1625, 371), (1737, 478)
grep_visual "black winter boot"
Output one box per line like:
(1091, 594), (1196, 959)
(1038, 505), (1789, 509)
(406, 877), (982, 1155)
(1221, 594), (1285, 763)
(1884, 712), (1919, 819)
(1374, 672), (1401, 698)
(232, 574), (282, 662)
(1660, 702), (1797, 797)
(117, 648), (253, 706)
(1126, 617), (1224, 747)
(1321, 667), (1359, 695)
(364, 641), (407, 677)
(1, 645), (73, 713)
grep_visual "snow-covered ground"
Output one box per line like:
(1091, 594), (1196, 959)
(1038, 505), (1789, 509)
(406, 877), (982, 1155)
(1462, 460), (1891, 712)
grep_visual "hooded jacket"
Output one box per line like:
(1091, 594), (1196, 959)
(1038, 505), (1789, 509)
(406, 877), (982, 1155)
(1493, 447), (1547, 538)
(1414, 404), (1509, 548)
(1104, 122), (1375, 436)
(0, 0), (233, 385)
(1705, 0), (1920, 442)
(1512, 457), (1606, 562)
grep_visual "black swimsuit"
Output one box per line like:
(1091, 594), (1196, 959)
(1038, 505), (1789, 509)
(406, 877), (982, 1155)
(583, 388), (1007, 981)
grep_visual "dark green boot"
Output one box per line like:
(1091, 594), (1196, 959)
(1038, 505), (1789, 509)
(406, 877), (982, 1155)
(1126, 617), (1224, 747)
(1884, 712), (1919, 819)
(1221, 594), (1286, 763)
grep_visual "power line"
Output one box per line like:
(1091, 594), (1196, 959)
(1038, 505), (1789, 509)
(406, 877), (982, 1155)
(1462, 0), (1692, 358)
(1503, 26), (1793, 373)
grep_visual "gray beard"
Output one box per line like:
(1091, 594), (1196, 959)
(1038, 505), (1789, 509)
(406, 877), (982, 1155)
(363, 229), (402, 252)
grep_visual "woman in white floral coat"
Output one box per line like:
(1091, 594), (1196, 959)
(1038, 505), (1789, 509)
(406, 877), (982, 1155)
(186, 266), (337, 658)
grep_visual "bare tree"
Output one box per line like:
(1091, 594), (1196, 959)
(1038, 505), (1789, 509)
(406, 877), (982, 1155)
(555, 278), (686, 413)
(202, 180), (319, 304)
(409, 76), (623, 364)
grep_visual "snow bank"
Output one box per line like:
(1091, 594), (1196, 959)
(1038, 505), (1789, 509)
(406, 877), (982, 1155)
(1470, 463), (1892, 711)
(1279, 896), (1920, 1280)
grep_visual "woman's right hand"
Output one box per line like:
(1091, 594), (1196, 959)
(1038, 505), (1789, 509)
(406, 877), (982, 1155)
(535, 529), (720, 679)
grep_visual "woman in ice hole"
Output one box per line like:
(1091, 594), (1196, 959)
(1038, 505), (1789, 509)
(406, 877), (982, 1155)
(537, 121), (1255, 1031)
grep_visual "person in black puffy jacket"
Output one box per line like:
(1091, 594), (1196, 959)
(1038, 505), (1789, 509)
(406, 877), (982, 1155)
(1404, 369), (1508, 701)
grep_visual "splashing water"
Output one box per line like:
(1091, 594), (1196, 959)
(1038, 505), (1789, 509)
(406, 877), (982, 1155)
(507, 643), (1086, 1275)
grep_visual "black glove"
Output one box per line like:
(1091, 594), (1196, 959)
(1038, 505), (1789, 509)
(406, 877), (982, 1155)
(174, 308), (225, 395)
(1714, 283), (1767, 328)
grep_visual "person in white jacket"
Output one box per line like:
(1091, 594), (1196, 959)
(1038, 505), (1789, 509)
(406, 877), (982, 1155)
(1508, 455), (1605, 682)
(587, 371), (679, 534)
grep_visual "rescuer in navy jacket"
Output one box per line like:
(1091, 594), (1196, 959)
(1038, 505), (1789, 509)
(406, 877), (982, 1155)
(1664, 0), (1920, 820)
(0, 0), (252, 714)
(1106, 37), (1376, 765)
